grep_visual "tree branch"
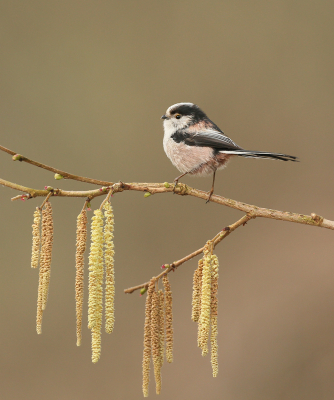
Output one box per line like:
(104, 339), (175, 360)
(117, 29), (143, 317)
(124, 213), (253, 294)
(1, 175), (333, 231)
(1, 143), (332, 229)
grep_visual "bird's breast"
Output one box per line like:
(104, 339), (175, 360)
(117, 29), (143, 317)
(163, 136), (215, 175)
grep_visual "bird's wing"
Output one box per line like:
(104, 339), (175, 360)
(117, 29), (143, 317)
(184, 129), (241, 151)
(183, 128), (298, 161)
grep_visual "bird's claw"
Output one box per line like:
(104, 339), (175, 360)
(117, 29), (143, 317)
(173, 180), (178, 194)
(206, 190), (214, 203)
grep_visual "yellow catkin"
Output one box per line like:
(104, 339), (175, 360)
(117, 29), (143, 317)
(36, 202), (53, 333)
(192, 259), (203, 322)
(210, 254), (219, 377)
(163, 274), (173, 363)
(75, 210), (87, 346)
(158, 289), (165, 369)
(196, 260), (203, 348)
(36, 261), (44, 334)
(151, 289), (162, 395)
(103, 202), (115, 334)
(31, 209), (41, 269)
(88, 209), (104, 363)
(142, 279), (155, 398)
(199, 241), (213, 356)
(88, 210), (104, 330)
(41, 202), (53, 311)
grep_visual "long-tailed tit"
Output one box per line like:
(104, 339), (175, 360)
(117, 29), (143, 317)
(162, 103), (297, 202)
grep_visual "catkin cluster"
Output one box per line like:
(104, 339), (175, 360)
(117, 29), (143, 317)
(88, 204), (115, 363)
(191, 241), (219, 376)
(36, 202), (54, 334)
(75, 210), (88, 346)
(30, 196), (115, 361)
(142, 275), (173, 397)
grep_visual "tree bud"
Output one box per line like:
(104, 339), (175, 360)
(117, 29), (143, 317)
(12, 154), (22, 161)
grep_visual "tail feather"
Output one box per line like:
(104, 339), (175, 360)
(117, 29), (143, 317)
(219, 149), (298, 162)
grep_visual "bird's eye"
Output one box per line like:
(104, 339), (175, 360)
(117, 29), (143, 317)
(175, 114), (181, 119)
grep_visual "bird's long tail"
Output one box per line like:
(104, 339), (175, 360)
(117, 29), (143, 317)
(219, 149), (298, 162)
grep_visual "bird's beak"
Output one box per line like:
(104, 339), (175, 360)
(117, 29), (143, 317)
(161, 115), (168, 120)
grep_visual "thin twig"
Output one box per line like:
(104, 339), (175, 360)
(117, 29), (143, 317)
(0, 144), (113, 186)
(99, 186), (114, 210)
(39, 192), (53, 210)
(81, 199), (90, 213)
(124, 214), (253, 294)
(11, 193), (30, 201)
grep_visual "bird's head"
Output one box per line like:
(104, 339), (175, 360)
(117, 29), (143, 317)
(161, 103), (208, 130)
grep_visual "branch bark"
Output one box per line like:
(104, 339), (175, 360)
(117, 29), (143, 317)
(1, 176), (332, 230)
(124, 214), (253, 294)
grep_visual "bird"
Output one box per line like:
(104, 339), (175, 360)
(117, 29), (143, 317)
(161, 102), (297, 202)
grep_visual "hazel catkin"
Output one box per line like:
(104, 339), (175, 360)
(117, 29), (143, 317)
(142, 279), (155, 397)
(103, 202), (115, 334)
(31, 209), (41, 269)
(36, 202), (53, 334)
(210, 254), (219, 377)
(41, 202), (53, 311)
(192, 258), (203, 323)
(158, 289), (165, 369)
(88, 209), (104, 363)
(199, 241), (213, 356)
(151, 289), (162, 394)
(163, 274), (173, 363)
(75, 210), (87, 346)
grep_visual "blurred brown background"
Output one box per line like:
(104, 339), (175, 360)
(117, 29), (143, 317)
(0, 1), (334, 399)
